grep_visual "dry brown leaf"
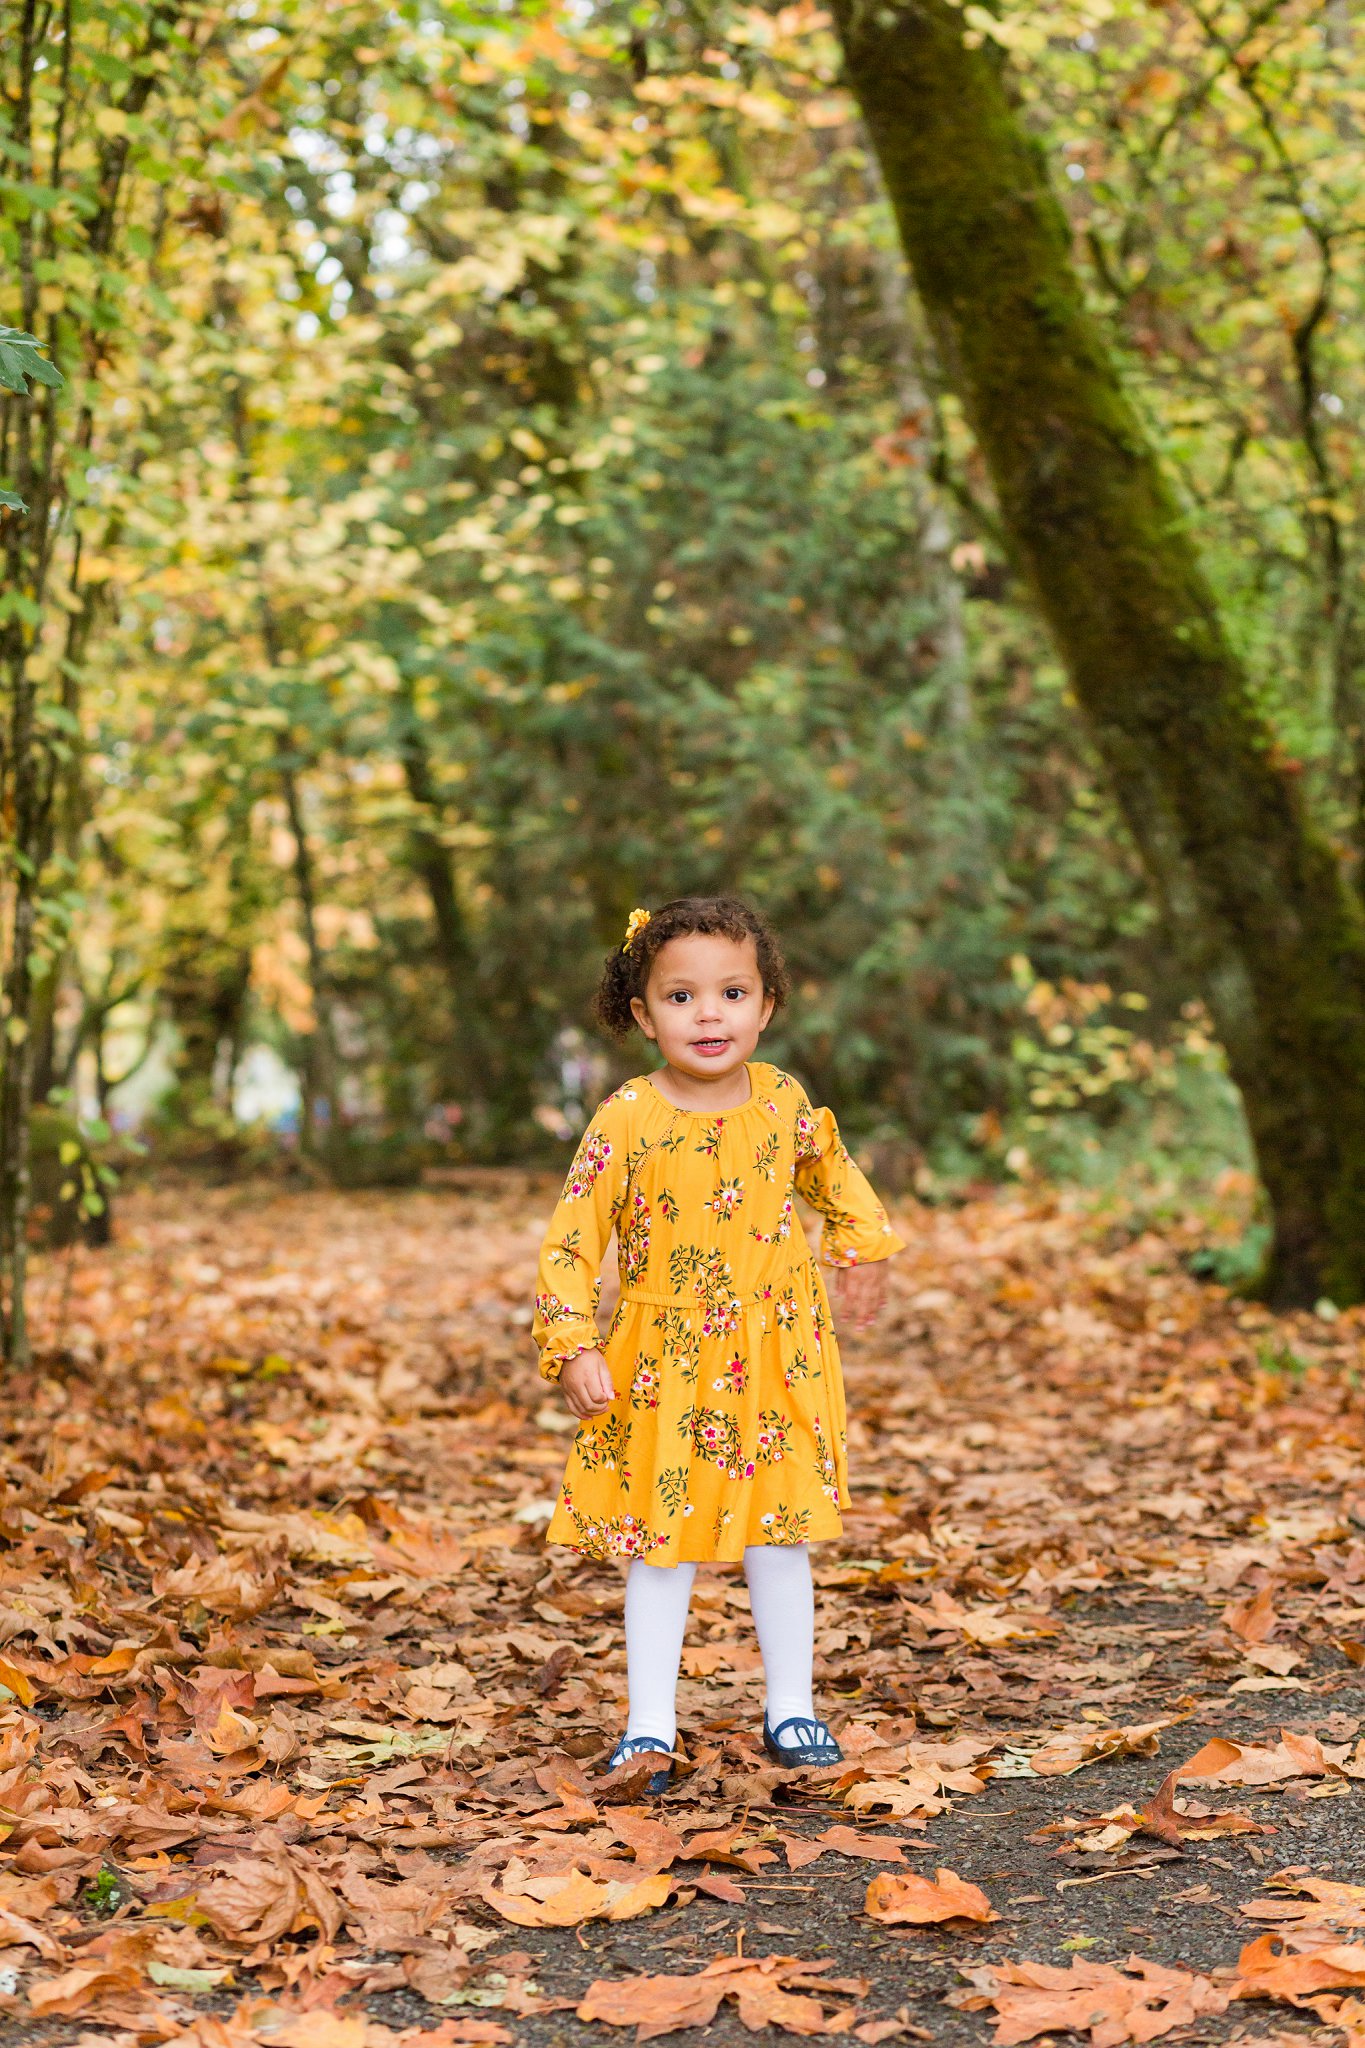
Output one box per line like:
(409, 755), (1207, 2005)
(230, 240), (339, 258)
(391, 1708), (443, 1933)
(606, 1810), (685, 1873)
(1241, 1875), (1365, 1931)
(1030, 1719), (1171, 1778)
(269, 2016), (377, 2048)
(1223, 1582), (1281, 1644)
(579, 1966), (728, 2039)
(816, 1826), (912, 1864)
(27, 1929), (154, 2016)
(155, 1550), (283, 1618)
(777, 1833), (828, 1871)
(482, 1866), (674, 1926)
(1235, 1930), (1365, 2001)
(1177, 1730), (1343, 1787)
(578, 1954), (858, 2041)
(197, 1845), (344, 1947)
(681, 1822), (776, 1872)
(843, 1779), (936, 1818)
(864, 1867), (997, 1925)
(950, 1954), (1231, 2046)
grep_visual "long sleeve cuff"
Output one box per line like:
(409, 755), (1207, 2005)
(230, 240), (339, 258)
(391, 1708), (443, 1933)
(535, 1310), (603, 1382)
(821, 1218), (906, 1269)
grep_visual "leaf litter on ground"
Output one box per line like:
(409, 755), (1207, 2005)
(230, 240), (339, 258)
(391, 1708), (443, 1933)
(1, 1179), (1365, 2041)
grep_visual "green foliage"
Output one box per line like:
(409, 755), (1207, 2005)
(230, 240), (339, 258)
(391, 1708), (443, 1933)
(83, 1867), (126, 1917)
(0, 327), (61, 398)
(14, 0), (1361, 1199)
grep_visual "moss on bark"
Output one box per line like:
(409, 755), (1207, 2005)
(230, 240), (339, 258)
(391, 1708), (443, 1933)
(833, 0), (1365, 1306)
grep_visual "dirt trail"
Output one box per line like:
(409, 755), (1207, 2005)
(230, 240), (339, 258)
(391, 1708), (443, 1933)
(0, 1178), (1361, 2044)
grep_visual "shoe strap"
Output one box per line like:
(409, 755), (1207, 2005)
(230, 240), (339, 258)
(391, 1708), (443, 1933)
(609, 1734), (673, 1768)
(767, 1714), (838, 1750)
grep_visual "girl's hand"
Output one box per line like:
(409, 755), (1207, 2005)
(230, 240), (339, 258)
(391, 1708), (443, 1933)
(834, 1262), (887, 1333)
(561, 1349), (616, 1419)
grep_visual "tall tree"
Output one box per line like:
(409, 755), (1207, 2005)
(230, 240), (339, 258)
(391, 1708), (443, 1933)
(0, 0), (201, 1359)
(832, 0), (1365, 1307)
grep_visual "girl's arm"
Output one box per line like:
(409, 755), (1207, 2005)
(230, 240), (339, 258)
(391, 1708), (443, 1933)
(533, 1098), (629, 1382)
(793, 1099), (905, 1270)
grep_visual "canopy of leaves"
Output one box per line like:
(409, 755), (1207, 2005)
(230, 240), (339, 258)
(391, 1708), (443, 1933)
(2, 0), (1359, 1185)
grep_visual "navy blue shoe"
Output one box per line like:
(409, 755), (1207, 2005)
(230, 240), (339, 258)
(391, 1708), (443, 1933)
(762, 1714), (843, 1768)
(605, 1733), (674, 1794)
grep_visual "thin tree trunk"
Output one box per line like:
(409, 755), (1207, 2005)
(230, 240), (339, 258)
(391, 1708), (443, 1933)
(0, 0), (58, 1365)
(278, 740), (340, 1154)
(394, 678), (485, 1102)
(833, 0), (1365, 1307)
(0, 0), (188, 1360)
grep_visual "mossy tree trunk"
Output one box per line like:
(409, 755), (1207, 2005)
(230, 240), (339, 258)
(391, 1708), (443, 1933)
(832, 0), (1365, 1307)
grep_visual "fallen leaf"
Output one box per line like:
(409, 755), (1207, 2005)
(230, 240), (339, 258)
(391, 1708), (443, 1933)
(1235, 1930), (1365, 2000)
(578, 1954), (859, 2040)
(482, 1867), (674, 1926)
(950, 1954), (1231, 2046)
(865, 1867), (997, 1925)
(28, 1930), (154, 2016)
(197, 1844), (344, 1946)
(1177, 1730), (1344, 1787)
(817, 1827), (913, 1864)
(1031, 1720), (1171, 1778)
(776, 1833), (827, 1872)
(1223, 1582), (1280, 1644)
(1241, 1875), (1365, 1932)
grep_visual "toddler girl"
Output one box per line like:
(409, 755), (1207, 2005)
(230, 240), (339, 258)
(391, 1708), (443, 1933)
(532, 895), (903, 1786)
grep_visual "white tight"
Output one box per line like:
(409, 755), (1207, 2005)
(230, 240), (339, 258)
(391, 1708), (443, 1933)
(623, 1544), (816, 1747)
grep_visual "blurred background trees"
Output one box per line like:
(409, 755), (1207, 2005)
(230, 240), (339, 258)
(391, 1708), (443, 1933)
(2, 0), (1361, 1313)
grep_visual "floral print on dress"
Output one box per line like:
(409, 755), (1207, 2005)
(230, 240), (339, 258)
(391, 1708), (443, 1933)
(712, 1355), (746, 1397)
(531, 1062), (903, 1561)
(535, 1290), (578, 1327)
(620, 1191), (651, 1287)
(670, 1244), (742, 1338)
(754, 1409), (792, 1467)
(565, 1126), (614, 1200)
(689, 1405), (753, 1478)
(560, 1484), (669, 1561)
(759, 1504), (811, 1544)
(694, 1118), (726, 1160)
(630, 1358), (662, 1410)
(575, 1411), (631, 1484)
(812, 1411), (838, 1497)
(749, 1190), (793, 1245)
(658, 1466), (689, 1517)
(783, 1347), (810, 1389)
(706, 1176), (744, 1222)
(652, 1305), (700, 1380)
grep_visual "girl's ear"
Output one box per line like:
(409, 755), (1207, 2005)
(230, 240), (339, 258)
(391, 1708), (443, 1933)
(758, 989), (776, 1031)
(630, 994), (659, 1041)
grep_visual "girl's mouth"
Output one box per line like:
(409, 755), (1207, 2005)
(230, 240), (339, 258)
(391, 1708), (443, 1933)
(692, 1039), (730, 1057)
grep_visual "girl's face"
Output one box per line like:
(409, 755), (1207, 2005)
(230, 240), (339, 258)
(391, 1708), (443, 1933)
(630, 932), (775, 1082)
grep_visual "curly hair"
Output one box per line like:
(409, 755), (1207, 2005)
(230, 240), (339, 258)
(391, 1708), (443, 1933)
(593, 896), (790, 1043)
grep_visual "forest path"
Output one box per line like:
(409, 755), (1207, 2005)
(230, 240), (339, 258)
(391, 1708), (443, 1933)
(3, 1177), (1362, 2045)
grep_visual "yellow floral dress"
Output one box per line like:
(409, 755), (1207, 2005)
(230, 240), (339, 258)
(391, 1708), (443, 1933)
(532, 1061), (904, 1565)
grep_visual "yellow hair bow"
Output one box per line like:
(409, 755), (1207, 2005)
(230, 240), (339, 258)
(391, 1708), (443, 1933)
(622, 906), (651, 952)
